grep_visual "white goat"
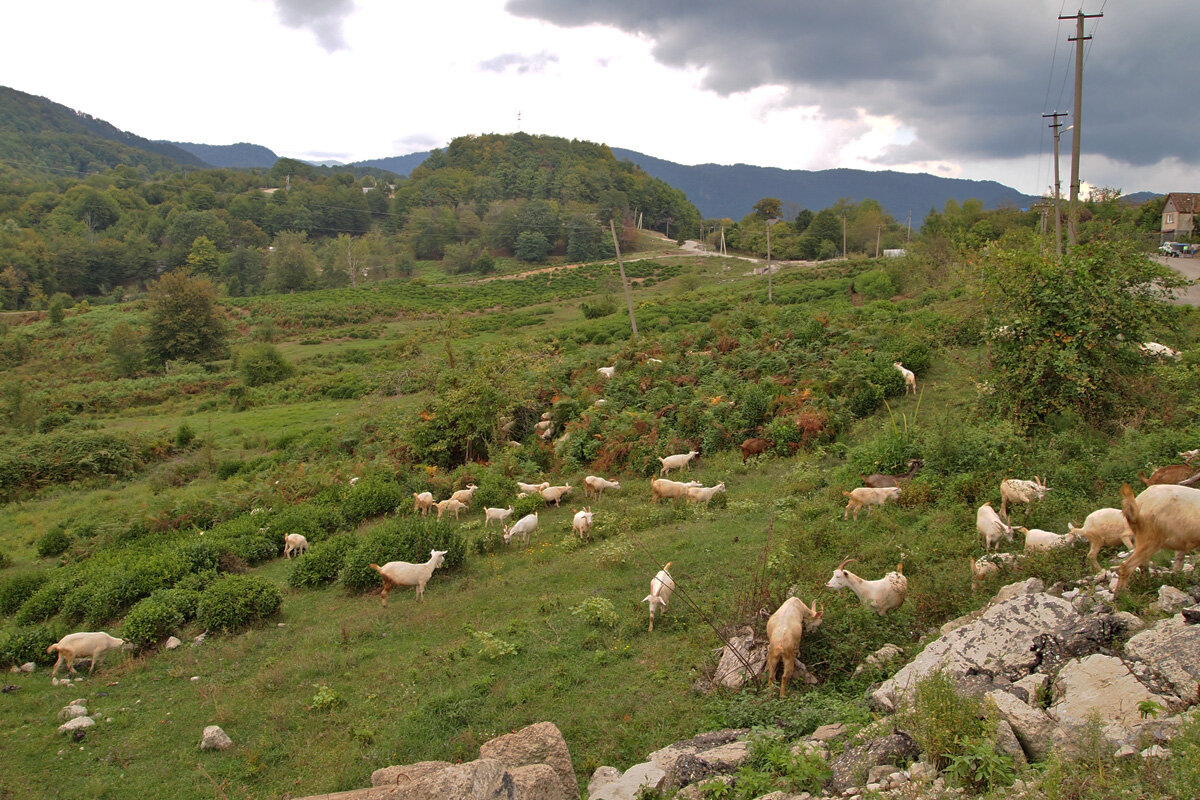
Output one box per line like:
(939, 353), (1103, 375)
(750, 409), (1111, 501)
(999, 476), (1051, 519)
(1067, 508), (1134, 572)
(47, 632), (127, 677)
(893, 361), (917, 395)
(1023, 527), (1078, 552)
(651, 478), (702, 503)
(483, 506), (514, 528)
(534, 419), (554, 438)
(283, 533), (309, 559)
(658, 450), (700, 476)
(826, 558), (908, 615)
(449, 484), (479, 506)
(413, 491), (435, 516)
(572, 508), (595, 540)
(369, 550), (448, 605)
(765, 597), (824, 697)
(517, 480), (550, 495)
(540, 484), (573, 506)
(686, 482), (727, 505)
(643, 562), (676, 632)
(584, 475), (622, 500)
(1140, 341), (1181, 360)
(1116, 483), (1200, 591)
(976, 502), (1017, 551)
(503, 512), (539, 545)
(435, 498), (468, 521)
(597, 366), (615, 379)
(842, 486), (901, 520)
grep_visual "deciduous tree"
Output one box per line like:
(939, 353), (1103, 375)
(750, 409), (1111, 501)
(143, 269), (228, 365)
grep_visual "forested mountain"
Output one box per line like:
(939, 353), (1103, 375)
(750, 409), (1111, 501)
(352, 152), (434, 176)
(610, 147), (1037, 220)
(168, 141), (279, 169)
(0, 86), (207, 178)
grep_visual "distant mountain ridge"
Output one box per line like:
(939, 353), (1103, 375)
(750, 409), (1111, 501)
(610, 148), (1039, 220)
(167, 141), (280, 169)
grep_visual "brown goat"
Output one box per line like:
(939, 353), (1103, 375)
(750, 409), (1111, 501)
(862, 459), (923, 489)
(740, 438), (773, 463)
(1139, 464), (1200, 486)
(1116, 483), (1200, 591)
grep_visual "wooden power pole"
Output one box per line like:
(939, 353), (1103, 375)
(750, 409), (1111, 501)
(1059, 9), (1102, 247)
(609, 218), (639, 340)
(1043, 110), (1068, 258)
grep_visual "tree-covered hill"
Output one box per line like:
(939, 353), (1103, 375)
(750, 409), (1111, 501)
(0, 85), (207, 178)
(166, 141), (280, 169)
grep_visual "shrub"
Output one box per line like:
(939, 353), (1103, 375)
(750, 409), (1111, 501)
(901, 672), (991, 770)
(121, 597), (184, 647)
(570, 596), (618, 628)
(174, 422), (196, 448)
(0, 550), (9, 569)
(0, 570), (49, 615)
(856, 268), (897, 300)
(340, 518), (465, 593)
(35, 527), (72, 558)
(341, 475), (405, 525)
(15, 577), (72, 624)
(0, 624), (60, 667)
(150, 587), (202, 621)
(288, 535), (355, 588)
(270, 501), (345, 543)
(235, 343), (295, 387)
(196, 574), (282, 633)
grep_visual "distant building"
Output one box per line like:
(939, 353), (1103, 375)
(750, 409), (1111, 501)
(1161, 193), (1200, 241)
(882, 249), (908, 258)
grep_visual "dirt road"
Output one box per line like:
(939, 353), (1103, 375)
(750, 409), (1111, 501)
(1157, 255), (1200, 306)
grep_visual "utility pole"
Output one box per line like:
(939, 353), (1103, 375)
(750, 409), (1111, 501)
(609, 217), (639, 340)
(1059, 9), (1102, 247)
(905, 211), (911, 246)
(875, 225), (882, 259)
(766, 218), (779, 303)
(842, 212), (847, 257)
(1043, 110), (1068, 258)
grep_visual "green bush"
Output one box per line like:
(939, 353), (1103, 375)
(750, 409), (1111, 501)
(196, 574), (282, 633)
(35, 527), (72, 558)
(901, 672), (991, 770)
(0, 549), (9, 569)
(15, 577), (72, 624)
(0, 624), (60, 667)
(340, 518), (465, 594)
(856, 268), (897, 300)
(150, 587), (202, 621)
(174, 422), (196, 448)
(0, 570), (49, 615)
(235, 343), (295, 387)
(341, 475), (405, 525)
(288, 535), (355, 588)
(121, 597), (184, 647)
(270, 501), (345, 543)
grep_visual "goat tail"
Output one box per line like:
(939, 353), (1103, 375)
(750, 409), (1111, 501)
(1120, 483), (1141, 532)
(896, 563), (904, 574)
(841, 491), (852, 497)
(46, 643), (58, 654)
(369, 563), (384, 575)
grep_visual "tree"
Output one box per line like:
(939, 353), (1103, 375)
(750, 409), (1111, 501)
(143, 269), (229, 364)
(267, 231), (317, 292)
(753, 197), (783, 220)
(107, 321), (144, 378)
(982, 237), (1188, 423)
(185, 235), (221, 278)
(514, 230), (551, 262)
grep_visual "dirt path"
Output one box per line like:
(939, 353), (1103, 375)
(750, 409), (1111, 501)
(1159, 255), (1200, 306)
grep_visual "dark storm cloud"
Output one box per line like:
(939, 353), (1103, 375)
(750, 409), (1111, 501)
(273, 0), (356, 52)
(479, 52), (560, 74)
(505, 0), (1200, 168)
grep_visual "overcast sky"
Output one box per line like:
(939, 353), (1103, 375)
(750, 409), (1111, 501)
(3, 0), (1196, 199)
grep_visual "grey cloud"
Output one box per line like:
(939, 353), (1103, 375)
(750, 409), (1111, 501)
(273, 0), (355, 52)
(479, 51), (560, 74)
(505, 0), (1200, 169)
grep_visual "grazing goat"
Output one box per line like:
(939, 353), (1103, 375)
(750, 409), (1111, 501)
(1140, 342), (1181, 360)
(999, 476), (1050, 519)
(483, 506), (514, 528)
(370, 551), (448, 605)
(572, 508), (594, 540)
(1139, 464), (1200, 486)
(584, 475), (621, 499)
(977, 502), (1017, 551)
(826, 558), (908, 615)
(686, 482), (727, 506)
(540, 484), (573, 506)
(1023, 528), (1077, 552)
(862, 459), (922, 489)
(503, 512), (539, 545)
(651, 478), (702, 503)
(658, 450), (699, 476)
(842, 486), (901, 520)
(517, 480), (550, 495)
(283, 533), (309, 559)
(893, 362), (917, 395)
(739, 438), (772, 463)
(449, 484), (479, 506)
(969, 556), (1000, 591)
(47, 632), (127, 677)
(534, 420), (554, 438)
(413, 491), (435, 516)
(643, 562), (676, 632)
(1180, 448), (1200, 465)
(765, 597), (824, 697)
(1067, 508), (1135, 572)
(597, 366), (615, 379)
(1116, 483), (1200, 591)
(436, 498), (468, 521)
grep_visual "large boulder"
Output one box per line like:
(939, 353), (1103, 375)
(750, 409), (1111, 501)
(371, 761), (453, 787)
(589, 762), (665, 800)
(873, 592), (1079, 711)
(1124, 615), (1200, 704)
(508, 764), (565, 800)
(985, 690), (1064, 762)
(396, 758), (514, 800)
(479, 722), (575, 800)
(1049, 654), (1171, 744)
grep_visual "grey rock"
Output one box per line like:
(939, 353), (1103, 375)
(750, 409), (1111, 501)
(986, 690), (1064, 762)
(827, 731), (919, 794)
(20, 662), (35, 673)
(371, 761), (452, 787)
(1049, 655), (1168, 743)
(509, 764), (566, 800)
(647, 729), (745, 775)
(200, 725), (232, 751)
(479, 721), (575, 800)
(1125, 615), (1200, 704)
(399, 758), (514, 800)
(1154, 585), (1191, 614)
(854, 644), (904, 675)
(992, 718), (1028, 766)
(589, 762), (665, 800)
(809, 723), (847, 742)
(57, 716), (95, 735)
(164, 636), (182, 650)
(874, 593), (1079, 711)
(587, 766), (622, 798)
(1141, 745), (1170, 759)
(57, 703), (88, 720)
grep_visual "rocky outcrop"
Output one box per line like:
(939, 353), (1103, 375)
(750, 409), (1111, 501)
(826, 731), (919, 794)
(703, 626), (817, 693)
(479, 721), (575, 800)
(1124, 615), (1200, 704)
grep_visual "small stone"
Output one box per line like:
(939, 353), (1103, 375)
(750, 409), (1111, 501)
(57, 704), (88, 720)
(200, 725), (232, 751)
(1114, 745), (1138, 759)
(810, 722), (847, 741)
(20, 662), (35, 673)
(190, 676), (200, 682)
(192, 633), (207, 646)
(1141, 745), (1170, 759)
(57, 716), (95, 735)
(163, 637), (181, 650)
